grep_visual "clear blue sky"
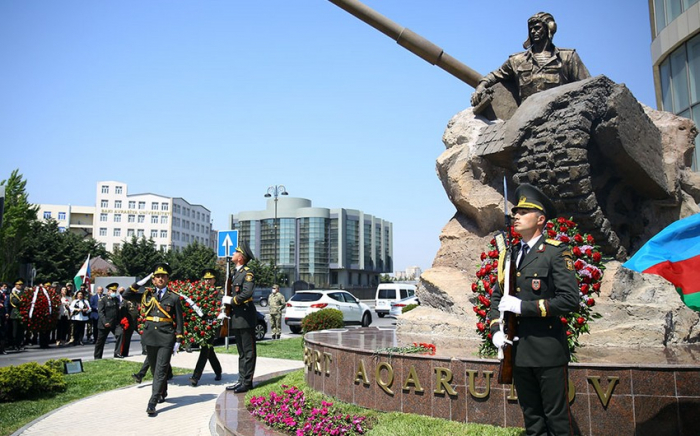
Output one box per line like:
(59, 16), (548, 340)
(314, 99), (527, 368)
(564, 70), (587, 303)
(1, 1), (654, 273)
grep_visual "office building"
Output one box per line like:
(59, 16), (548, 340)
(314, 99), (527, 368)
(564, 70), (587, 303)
(230, 197), (393, 289)
(37, 204), (94, 237)
(649, 0), (700, 169)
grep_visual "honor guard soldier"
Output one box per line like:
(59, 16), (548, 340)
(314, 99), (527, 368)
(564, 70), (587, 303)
(94, 283), (124, 359)
(189, 268), (223, 386)
(123, 263), (184, 416)
(7, 279), (25, 351)
(223, 243), (257, 393)
(488, 184), (579, 436)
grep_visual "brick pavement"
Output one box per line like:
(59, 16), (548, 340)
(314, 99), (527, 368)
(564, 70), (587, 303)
(13, 351), (304, 436)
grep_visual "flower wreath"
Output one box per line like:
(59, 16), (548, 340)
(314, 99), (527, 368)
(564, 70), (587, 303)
(136, 280), (222, 349)
(470, 217), (605, 359)
(19, 286), (60, 333)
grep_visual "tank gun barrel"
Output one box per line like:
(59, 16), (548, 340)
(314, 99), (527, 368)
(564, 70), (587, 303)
(328, 0), (482, 87)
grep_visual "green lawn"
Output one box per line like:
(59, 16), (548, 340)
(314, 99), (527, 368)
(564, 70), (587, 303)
(0, 359), (189, 436)
(215, 336), (304, 360)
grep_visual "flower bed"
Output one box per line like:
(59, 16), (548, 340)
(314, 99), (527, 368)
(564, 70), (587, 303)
(249, 384), (369, 435)
(470, 217), (605, 359)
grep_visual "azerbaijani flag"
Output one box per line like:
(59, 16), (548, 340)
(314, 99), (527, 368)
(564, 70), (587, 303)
(622, 213), (700, 311)
(74, 254), (91, 290)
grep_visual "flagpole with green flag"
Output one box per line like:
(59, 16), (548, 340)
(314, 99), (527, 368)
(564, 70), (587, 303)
(74, 254), (91, 289)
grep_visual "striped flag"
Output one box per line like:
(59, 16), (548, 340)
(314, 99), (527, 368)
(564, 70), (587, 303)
(74, 254), (91, 290)
(623, 213), (700, 311)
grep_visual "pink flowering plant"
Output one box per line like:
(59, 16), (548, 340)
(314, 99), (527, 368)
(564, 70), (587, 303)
(471, 217), (604, 360)
(249, 384), (370, 435)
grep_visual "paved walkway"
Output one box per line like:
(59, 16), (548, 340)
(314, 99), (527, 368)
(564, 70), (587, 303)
(13, 350), (304, 436)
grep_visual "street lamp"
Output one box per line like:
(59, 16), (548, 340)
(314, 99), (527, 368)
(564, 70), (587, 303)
(264, 185), (288, 273)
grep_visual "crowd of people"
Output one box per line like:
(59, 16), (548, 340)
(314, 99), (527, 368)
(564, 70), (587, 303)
(0, 280), (139, 357)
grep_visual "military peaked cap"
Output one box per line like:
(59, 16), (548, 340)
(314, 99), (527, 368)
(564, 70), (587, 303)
(201, 268), (217, 280)
(514, 183), (557, 219)
(235, 242), (255, 263)
(153, 263), (172, 276)
(106, 282), (119, 291)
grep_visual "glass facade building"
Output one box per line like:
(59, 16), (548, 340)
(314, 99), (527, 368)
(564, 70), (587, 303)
(230, 197), (392, 289)
(650, 0), (700, 169)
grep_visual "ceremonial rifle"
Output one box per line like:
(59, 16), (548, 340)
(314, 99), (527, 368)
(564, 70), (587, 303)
(220, 246), (233, 338)
(495, 175), (518, 384)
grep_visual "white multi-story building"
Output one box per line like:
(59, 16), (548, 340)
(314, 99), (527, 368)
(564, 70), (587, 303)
(95, 181), (214, 252)
(36, 204), (95, 237)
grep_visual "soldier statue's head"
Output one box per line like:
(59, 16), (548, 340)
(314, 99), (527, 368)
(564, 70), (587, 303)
(524, 12), (556, 49)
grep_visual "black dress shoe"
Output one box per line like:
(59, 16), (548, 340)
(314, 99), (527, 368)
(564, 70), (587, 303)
(132, 373), (143, 384)
(189, 377), (198, 387)
(225, 382), (242, 391)
(214, 374), (222, 381)
(157, 392), (167, 403)
(114, 354), (124, 358)
(146, 403), (156, 415)
(233, 384), (251, 394)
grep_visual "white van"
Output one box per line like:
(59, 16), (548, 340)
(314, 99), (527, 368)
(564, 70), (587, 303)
(374, 283), (416, 318)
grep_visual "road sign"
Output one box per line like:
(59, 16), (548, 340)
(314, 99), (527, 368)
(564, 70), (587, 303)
(217, 230), (238, 258)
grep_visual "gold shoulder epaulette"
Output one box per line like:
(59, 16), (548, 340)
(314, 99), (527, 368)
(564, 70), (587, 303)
(545, 239), (562, 246)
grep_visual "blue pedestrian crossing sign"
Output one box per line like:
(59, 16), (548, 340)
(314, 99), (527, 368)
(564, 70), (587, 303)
(217, 230), (238, 258)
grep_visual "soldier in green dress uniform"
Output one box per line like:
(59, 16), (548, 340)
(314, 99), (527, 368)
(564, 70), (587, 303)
(7, 279), (25, 351)
(223, 243), (257, 393)
(488, 184), (579, 436)
(124, 263), (183, 416)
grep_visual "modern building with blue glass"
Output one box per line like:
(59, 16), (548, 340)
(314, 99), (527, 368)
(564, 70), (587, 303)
(230, 197), (392, 289)
(650, 0), (700, 169)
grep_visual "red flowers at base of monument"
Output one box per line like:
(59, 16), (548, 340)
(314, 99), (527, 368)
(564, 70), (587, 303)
(470, 217), (605, 360)
(19, 286), (60, 333)
(249, 385), (370, 435)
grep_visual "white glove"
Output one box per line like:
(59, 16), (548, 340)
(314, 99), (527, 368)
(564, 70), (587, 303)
(217, 311), (228, 320)
(492, 331), (505, 348)
(222, 296), (233, 305)
(173, 342), (180, 355)
(499, 295), (522, 315)
(137, 273), (153, 287)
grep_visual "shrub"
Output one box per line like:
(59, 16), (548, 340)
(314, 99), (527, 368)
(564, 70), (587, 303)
(45, 358), (73, 374)
(402, 304), (419, 314)
(0, 361), (67, 403)
(301, 308), (344, 334)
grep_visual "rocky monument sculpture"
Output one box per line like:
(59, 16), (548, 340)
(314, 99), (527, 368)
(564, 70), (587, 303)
(328, 0), (700, 354)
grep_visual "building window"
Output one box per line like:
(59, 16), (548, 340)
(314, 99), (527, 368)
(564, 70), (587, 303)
(138, 201), (145, 210)
(151, 202), (159, 210)
(653, 0), (698, 35)
(128, 214), (135, 223)
(127, 229), (135, 237)
(100, 213), (108, 222)
(115, 200), (122, 209)
(128, 201), (136, 209)
(43, 211), (52, 219)
(197, 212), (201, 220)
(114, 214), (121, 223)
(161, 203), (169, 211)
(114, 228), (121, 237)
(115, 186), (123, 194)
(58, 212), (66, 220)
(151, 229), (158, 238)
(137, 229), (144, 237)
(101, 185), (109, 194)
(161, 216), (168, 224)
(58, 227), (66, 232)
(99, 228), (107, 236)
(151, 215), (159, 224)
(160, 245), (167, 251)
(138, 215), (145, 223)
(101, 199), (108, 208)
(160, 230), (167, 238)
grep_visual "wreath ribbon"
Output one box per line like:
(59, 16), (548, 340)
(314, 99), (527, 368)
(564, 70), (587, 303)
(29, 286), (51, 319)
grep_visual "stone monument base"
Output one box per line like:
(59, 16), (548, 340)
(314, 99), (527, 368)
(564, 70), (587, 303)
(303, 327), (700, 436)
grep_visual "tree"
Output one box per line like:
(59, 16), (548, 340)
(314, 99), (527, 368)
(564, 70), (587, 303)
(168, 241), (217, 281)
(380, 274), (394, 283)
(111, 236), (166, 278)
(0, 170), (39, 282)
(246, 259), (287, 288)
(21, 219), (108, 284)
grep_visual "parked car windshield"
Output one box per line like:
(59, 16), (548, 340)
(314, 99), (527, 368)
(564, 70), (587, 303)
(290, 292), (322, 302)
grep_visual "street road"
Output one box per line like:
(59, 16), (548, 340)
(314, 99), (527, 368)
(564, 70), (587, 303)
(1, 300), (397, 367)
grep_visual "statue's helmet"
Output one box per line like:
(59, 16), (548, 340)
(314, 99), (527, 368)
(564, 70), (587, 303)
(523, 12), (557, 49)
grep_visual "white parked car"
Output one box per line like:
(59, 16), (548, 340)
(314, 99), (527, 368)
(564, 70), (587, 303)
(284, 290), (373, 334)
(389, 295), (420, 317)
(375, 283), (416, 318)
